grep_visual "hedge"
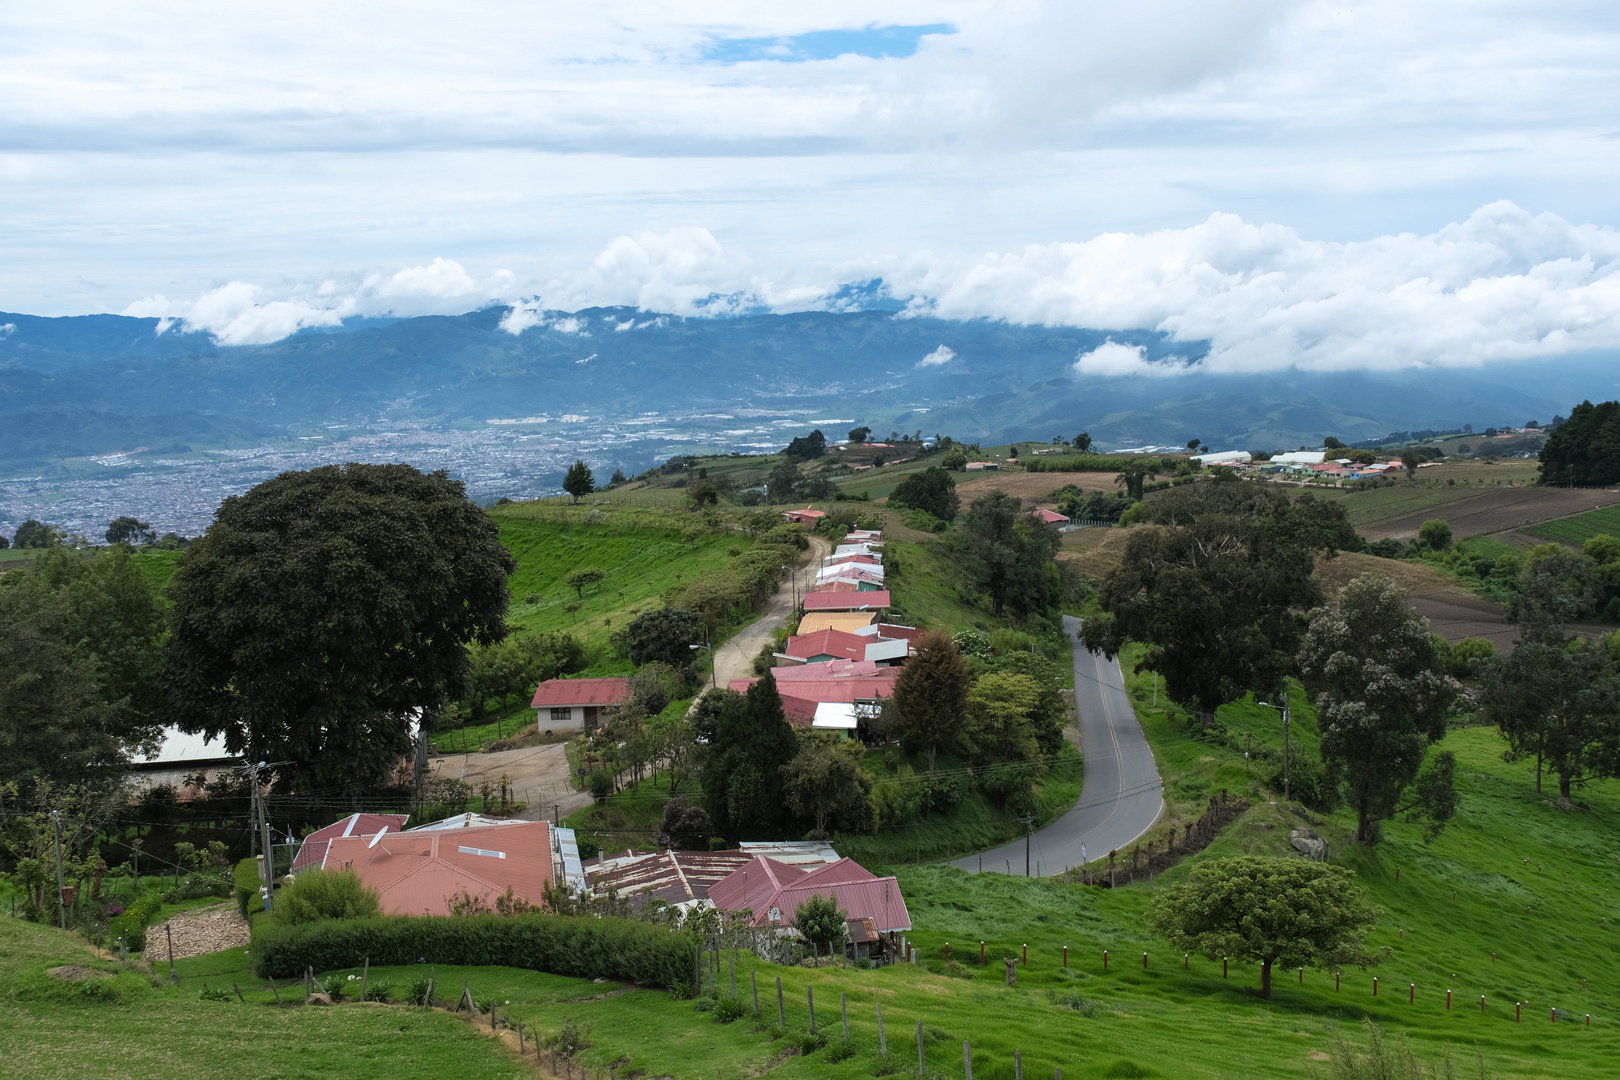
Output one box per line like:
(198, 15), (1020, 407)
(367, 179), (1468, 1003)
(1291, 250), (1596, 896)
(1021, 454), (1175, 473)
(251, 913), (697, 989)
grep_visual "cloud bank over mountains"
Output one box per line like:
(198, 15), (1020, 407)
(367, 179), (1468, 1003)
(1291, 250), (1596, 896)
(125, 204), (1620, 377)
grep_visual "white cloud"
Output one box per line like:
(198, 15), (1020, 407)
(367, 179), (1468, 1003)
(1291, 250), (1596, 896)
(916, 344), (956, 367)
(124, 258), (517, 345)
(1073, 341), (1194, 378)
(498, 299), (546, 335)
(0, 323), (15, 337)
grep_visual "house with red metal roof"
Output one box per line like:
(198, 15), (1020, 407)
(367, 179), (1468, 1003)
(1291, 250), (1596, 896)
(730, 659), (899, 729)
(291, 812), (411, 873)
(1032, 508), (1070, 525)
(322, 819), (555, 916)
(708, 856), (911, 933)
(531, 677), (630, 733)
(801, 590), (890, 613)
(779, 628), (910, 667)
(783, 506), (827, 525)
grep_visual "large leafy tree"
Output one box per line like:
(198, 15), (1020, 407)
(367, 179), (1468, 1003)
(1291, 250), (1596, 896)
(964, 672), (1042, 764)
(0, 548), (166, 787)
(1539, 399), (1620, 486)
(159, 464), (515, 794)
(891, 631), (972, 771)
(780, 734), (876, 837)
(946, 490), (1062, 617)
(767, 461), (803, 502)
(701, 673), (800, 840)
(1299, 574), (1457, 843)
(889, 465), (960, 522)
(1082, 482), (1356, 721)
(613, 607), (703, 671)
(105, 516), (155, 546)
(783, 429), (827, 460)
(1148, 856), (1382, 999)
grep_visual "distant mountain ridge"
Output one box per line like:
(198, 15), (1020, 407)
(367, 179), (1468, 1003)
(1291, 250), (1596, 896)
(1, 304), (1614, 469)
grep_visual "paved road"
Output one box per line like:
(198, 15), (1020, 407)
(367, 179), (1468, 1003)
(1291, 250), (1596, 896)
(710, 535), (831, 689)
(953, 615), (1163, 877)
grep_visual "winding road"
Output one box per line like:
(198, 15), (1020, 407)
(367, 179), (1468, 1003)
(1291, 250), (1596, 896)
(952, 615), (1163, 877)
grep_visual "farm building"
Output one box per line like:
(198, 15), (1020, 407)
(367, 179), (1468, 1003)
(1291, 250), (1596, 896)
(801, 590), (890, 614)
(708, 855), (912, 934)
(783, 506), (827, 525)
(585, 849), (754, 911)
(531, 677), (630, 733)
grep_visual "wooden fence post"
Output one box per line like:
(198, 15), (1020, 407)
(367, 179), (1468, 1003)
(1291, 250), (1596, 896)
(808, 986), (816, 1033)
(964, 1041), (973, 1080)
(917, 1020), (925, 1075)
(752, 970), (759, 1017)
(841, 993), (849, 1042)
(232, 982), (245, 1004)
(877, 1003), (886, 1055)
(776, 976), (785, 1026)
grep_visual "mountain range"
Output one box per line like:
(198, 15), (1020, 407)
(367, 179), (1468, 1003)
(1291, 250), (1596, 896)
(3, 305), (1618, 472)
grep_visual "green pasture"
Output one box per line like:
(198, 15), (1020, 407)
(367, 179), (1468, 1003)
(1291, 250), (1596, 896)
(1526, 505), (1620, 547)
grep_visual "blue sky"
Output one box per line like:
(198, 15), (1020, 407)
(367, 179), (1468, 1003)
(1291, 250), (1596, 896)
(4, 1), (1620, 372)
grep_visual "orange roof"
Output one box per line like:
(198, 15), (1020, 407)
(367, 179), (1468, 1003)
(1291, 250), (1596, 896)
(323, 820), (553, 916)
(785, 628), (869, 661)
(292, 812), (410, 873)
(531, 677), (630, 708)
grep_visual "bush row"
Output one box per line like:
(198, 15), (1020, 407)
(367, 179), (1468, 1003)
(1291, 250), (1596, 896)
(665, 543), (798, 628)
(251, 913), (698, 989)
(1021, 454), (1172, 473)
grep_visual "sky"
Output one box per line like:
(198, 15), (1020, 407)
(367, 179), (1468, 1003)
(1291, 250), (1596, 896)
(5, 1), (1620, 373)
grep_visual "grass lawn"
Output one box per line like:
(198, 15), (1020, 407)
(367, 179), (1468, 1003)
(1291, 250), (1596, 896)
(0, 915), (529, 1080)
(1526, 504), (1620, 547)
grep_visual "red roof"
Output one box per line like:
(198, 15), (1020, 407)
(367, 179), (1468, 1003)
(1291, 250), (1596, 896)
(1033, 508), (1069, 524)
(292, 813), (410, 873)
(802, 590), (890, 612)
(730, 664), (898, 706)
(323, 820), (553, 916)
(710, 856), (911, 932)
(824, 553), (881, 567)
(784, 507), (827, 522)
(771, 658), (884, 679)
(875, 623), (925, 642)
(531, 677), (630, 708)
(785, 628), (869, 661)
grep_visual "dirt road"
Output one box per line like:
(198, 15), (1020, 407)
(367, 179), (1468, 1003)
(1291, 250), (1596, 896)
(427, 742), (590, 821)
(709, 535), (830, 689)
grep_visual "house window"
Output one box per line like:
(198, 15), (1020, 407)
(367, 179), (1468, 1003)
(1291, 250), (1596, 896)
(551, 707), (572, 723)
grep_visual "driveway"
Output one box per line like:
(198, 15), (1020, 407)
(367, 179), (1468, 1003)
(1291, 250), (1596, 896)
(428, 742), (590, 822)
(953, 615), (1163, 877)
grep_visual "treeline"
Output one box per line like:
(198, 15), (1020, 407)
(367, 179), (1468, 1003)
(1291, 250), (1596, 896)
(1540, 399), (1620, 486)
(1021, 453), (1173, 473)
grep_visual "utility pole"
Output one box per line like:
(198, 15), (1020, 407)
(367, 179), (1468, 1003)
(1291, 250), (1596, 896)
(1021, 814), (1036, 877)
(50, 811), (66, 930)
(1244, 734), (1252, 777)
(1282, 703), (1291, 803)
(250, 762), (275, 911)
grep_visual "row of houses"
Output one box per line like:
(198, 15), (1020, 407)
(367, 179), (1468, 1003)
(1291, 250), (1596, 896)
(290, 811), (911, 957)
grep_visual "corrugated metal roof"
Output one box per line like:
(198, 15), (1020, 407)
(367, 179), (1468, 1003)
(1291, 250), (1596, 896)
(530, 677), (630, 708)
(711, 854), (911, 932)
(405, 812), (512, 832)
(772, 878), (912, 932)
(707, 856), (807, 915)
(785, 629), (869, 661)
(796, 613), (879, 634)
(587, 850), (753, 905)
(738, 840), (842, 867)
(802, 591), (890, 612)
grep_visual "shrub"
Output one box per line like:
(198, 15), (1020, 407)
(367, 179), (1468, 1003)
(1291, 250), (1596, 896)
(712, 995), (747, 1023)
(824, 1040), (856, 1062)
(268, 868), (381, 928)
(252, 913), (698, 991)
(197, 985), (233, 1002)
(364, 977), (392, 1002)
(796, 1031), (827, 1055)
(406, 975), (435, 1006)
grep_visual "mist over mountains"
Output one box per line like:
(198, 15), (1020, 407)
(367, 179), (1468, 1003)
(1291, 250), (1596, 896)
(3, 305), (1617, 475)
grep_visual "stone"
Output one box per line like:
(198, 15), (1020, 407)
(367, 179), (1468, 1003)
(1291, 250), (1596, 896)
(1557, 796), (1575, 812)
(307, 992), (333, 1006)
(586, 510), (608, 523)
(1004, 958), (1017, 987)
(1289, 827), (1328, 862)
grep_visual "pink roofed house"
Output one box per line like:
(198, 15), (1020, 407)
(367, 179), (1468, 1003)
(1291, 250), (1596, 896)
(1032, 508), (1069, 525)
(322, 820), (554, 916)
(291, 812), (411, 873)
(709, 856), (911, 933)
(802, 590), (890, 613)
(783, 506), (827, 525)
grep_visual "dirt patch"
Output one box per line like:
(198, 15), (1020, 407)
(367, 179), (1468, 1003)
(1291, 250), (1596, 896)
(956, 470), (1120, 504)
(1313, 552), (1471, 598)
(152, 903), (250, 960)
(1358, 486), (1620, 541)
(1058, 528), (1133, 580)
(46, 964), (110, 982)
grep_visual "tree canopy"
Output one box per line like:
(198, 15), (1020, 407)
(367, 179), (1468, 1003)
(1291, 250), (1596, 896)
(889, 465), (960, 522)
(1148, 856), (1382, 999)
(613, 607), (703, 671)
(159, 463), (515, 794)
(891, 631), (972, 771)
(848, 426), (872, 444)
(700, 673), (800, 840)
(1539, 399), (1620, 486)
(0, 548), (166, 788)
(945, 491), (1063, 617)
(563, 460), (595, 503)
(780, 734), (876, 837)
(1299, 574), (1457, 843)
(783, 429), (827, 460)
(105, 516), (156, 546)
(793, 890), (848, 949)
(1083, 484), (1356, 718)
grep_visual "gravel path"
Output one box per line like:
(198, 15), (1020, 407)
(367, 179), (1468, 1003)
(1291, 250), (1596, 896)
(709, 535), (831, 689)
(153, 903), (250, 960)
